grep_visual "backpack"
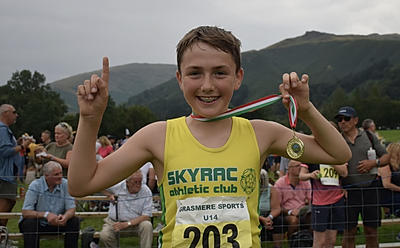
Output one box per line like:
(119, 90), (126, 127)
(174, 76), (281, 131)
(289, 230), (313, 248)
(81, 226), (98, 248)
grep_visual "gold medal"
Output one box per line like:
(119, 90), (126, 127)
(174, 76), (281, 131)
(286, 130), (305, 159)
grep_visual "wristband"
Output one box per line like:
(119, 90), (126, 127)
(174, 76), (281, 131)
(288, 210), (292, 216)
(268, 214), (274, 220)
(44, 211), (49, 219)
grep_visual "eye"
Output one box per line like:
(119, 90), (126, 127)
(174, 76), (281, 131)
(214, 71), (228, 78)
(188, 71), (201, 76)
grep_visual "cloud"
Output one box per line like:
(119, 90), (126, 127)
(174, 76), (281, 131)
(1, 0), (399, 85)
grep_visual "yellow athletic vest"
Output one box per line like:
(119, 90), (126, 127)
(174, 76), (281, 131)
(158, 116), (261, 248)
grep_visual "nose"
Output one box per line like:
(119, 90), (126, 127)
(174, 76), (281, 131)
(201, 76), (215, 92)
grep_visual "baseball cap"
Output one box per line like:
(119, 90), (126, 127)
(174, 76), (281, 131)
(335, 107), (357, 118)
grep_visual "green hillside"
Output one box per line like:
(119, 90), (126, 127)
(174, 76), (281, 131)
(49, 31), (400, 121)
(128, 31), (400, 120)
(50, 63), (177, 112)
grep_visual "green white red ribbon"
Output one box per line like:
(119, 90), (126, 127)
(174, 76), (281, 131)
(191, 94), (298, 128)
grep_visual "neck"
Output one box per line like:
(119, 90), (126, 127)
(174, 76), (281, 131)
(46, 181), (56, 193)
(289, 174), (299, 185)
(57, 141), (69, 146)
(0, 118), (10, 127)
(343, 128), (358, 142)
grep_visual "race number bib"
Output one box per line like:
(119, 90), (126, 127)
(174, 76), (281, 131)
(172, 196), (252, 247)
(319, 164), (339, 186)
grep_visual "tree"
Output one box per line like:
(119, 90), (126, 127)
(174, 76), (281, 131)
(0, 70), (68, 139)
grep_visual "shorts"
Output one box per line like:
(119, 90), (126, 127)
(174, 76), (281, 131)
(311, 197), (345, 232)
(345, 185), (381, 229)
(272, 213), (308, 234)
(0, 179), (17, 199)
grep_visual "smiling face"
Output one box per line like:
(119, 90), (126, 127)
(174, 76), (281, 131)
(176, 42), (243, 119)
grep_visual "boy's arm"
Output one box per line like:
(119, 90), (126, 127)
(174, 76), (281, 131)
(332, 163), (348, 177)
(253, 72), (351, 165)
(68, 57), (165, 197)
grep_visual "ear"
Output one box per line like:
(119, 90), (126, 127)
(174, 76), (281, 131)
(176, 70), (183, 91)
(234, 68), (244, 91)
(354, 117), (359, 124)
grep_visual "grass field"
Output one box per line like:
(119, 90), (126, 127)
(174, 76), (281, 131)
(379, 129), (400, 144)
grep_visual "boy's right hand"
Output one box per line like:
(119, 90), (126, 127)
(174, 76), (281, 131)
(77, 57), (110, 119)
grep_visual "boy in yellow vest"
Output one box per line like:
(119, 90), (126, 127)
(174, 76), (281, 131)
(68, 26), (351, 247)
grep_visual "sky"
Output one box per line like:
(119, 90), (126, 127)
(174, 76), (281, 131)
(1, 0), (399, 85)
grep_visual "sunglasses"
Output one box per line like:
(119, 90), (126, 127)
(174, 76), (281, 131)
(58, 122), (68, 129)
(336, 116), (352, 122)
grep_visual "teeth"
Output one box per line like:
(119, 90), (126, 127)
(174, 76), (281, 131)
(199, 96), (218, 103)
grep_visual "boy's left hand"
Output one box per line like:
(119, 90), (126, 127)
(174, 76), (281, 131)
(279, 72), (312, 114)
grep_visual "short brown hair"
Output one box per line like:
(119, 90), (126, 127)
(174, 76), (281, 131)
(176, 26), (242, 73)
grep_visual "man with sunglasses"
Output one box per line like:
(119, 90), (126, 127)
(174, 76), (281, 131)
(0, 104), (32, 226)
(335, 106), (390, 248)
(99, 170), (153, 248)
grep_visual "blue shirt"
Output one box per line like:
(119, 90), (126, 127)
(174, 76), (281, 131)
(21, 177), (75, 226)
(0, 121), (21, 182)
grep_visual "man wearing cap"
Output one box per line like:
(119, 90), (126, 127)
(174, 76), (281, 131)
(335, 106), (389, 248)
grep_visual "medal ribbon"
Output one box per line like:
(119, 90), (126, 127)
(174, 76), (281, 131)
(191, 94), (298, 128)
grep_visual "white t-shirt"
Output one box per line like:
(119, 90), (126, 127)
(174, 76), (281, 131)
(140, 162), (154, 186)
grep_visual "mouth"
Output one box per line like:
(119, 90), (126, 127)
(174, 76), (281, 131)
(198, 96), (219, 103)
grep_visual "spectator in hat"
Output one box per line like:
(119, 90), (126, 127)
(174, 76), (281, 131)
(336, 106), (390, 248)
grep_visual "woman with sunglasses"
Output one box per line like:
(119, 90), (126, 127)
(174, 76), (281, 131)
(38, 122), (73, 178)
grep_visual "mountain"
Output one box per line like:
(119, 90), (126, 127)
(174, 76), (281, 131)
(51, 31), (400, 116)
(50, 63), (177, 113)
(127, 31), (400, 119)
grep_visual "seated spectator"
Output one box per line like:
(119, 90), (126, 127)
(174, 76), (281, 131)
(272, 160), (312, 248)
(259, 168), (280, 242)
(100, 170), (153, 248)
(19, 161), (80, 248)
(379, 142), (400, 216)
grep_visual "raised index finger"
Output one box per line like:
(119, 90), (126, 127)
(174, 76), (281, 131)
(101, 57), (110, 85)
